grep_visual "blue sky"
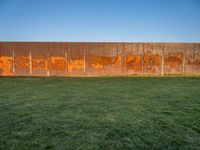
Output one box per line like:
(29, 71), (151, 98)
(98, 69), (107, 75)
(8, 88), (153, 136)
(0, 0), (200, 42)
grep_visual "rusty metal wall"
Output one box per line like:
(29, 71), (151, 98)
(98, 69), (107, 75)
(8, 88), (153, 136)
(0, 42), (200, 76)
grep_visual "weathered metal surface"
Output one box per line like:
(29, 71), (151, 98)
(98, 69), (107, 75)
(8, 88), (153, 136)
(164, 43), (185, 75)
(67, 43), (85, 76)
(143, 43), (162, 75)
(124, 43), (143, 75)
(31, 42), (49, 76)
(0, 42), (200, 76)
(49, 42), (66, 76)
(0, 43), (13, 76)
(86, 43), (123, 76)
(184, 43), (194, 75)
(194, 43), (200, 75)
(13, 42), (30, 76)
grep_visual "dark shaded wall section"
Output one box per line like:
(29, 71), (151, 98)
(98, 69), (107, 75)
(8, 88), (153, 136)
(0, 42), (200, 76)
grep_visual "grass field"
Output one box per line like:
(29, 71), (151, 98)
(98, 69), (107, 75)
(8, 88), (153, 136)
(0, 77), (200, 150)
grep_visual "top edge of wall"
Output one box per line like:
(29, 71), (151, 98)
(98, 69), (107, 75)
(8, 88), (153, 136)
(0, 41), (199, 44)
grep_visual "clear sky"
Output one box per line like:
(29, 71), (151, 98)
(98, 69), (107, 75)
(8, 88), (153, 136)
(0, 0), (200, 42)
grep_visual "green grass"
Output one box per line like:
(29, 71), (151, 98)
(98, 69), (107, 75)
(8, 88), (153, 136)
(0, 77), (200, 150)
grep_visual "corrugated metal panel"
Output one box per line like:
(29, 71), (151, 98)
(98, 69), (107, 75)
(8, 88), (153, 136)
(124, 43), (143, 75)
(31, 42), (49, 76)
(164, 43), (184, 75)
(0, 42), (13, 76)
(49, 42), (66, 76)
(86, 43), (123, 76)
(13, 42), (30, 76)
(143, 43), (162, 75)
(194, 43), (200, 75)
(67, 43), (85, 76)
(184, 43), (194, 75)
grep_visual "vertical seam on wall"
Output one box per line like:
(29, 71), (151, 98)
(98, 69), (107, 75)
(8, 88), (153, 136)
(193, 44), (195, 74)
(12, 48), (15, 76)
(183, 45), (186, 76)
(65, 43), (68, 74)
(83, 44), (86, 73)
(29, 44), (32, 75)
(142, 43), (144, 76)
(161, 43), (164, 76)
(47, 43), (50, 76)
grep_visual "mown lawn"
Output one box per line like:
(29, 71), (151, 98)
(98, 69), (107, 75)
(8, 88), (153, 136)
(0, 77), (200, 150)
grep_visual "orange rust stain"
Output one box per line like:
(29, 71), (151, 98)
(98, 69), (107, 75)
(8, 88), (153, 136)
(0, 56), (12, 76)
(125, 55), (142, 72)
(144, 54), (161, 66)
(165, 52), (183, 69)
(143, 54), (161, 73)
(32, 56), (47, 70)
(143, 51), (161, 65)
(68, 59), (84, 71)
(50, 56), (65, 70)
(196, 56), (200, 61)
(15, 56), (29, 68)
(114, 55), (122, 67)
(89, 55), (122, 69)
(165, 56), (182, 69)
